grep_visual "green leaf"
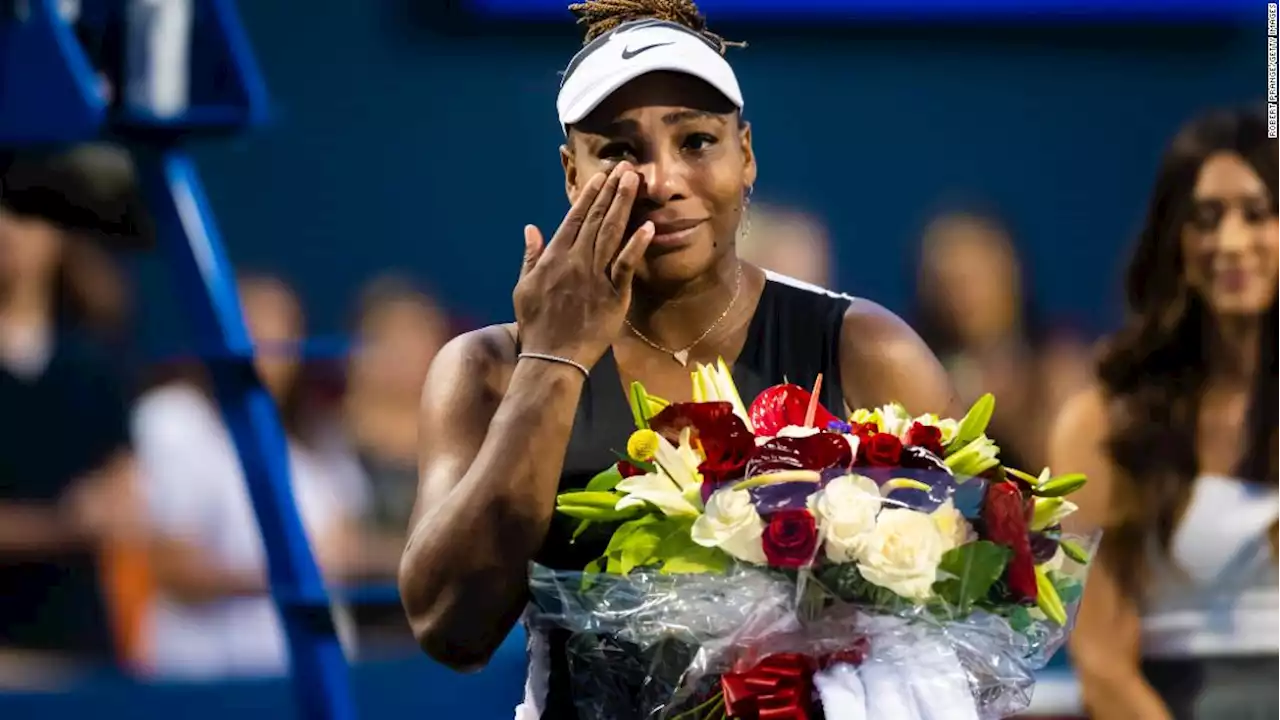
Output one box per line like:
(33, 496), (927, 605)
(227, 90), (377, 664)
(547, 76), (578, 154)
(652, 518), (729, 574)
(555, 504), (642, 522)
(1033, 474), (1088, 497)
(1051, 573), (1084, 606)
(1007, 605), (1035, 634)
(1004, 466), (1042, 485)
(1060, 538), (1091, 564)
(570, 520), (592, 542)
(1035, 565), (1068, 626)
(932, 541), (1011, 614)
(610, 451), (656, 474)
(585, 465), (625, 492)
(557, 491), (623, 508)
(659, 542), (730, 574)
(629, 381), (652, 430)
(951, 393), (995, 449)
(604, 514), (672, 574)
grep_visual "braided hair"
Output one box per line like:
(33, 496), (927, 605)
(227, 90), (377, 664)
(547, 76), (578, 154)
(568, 0), (744, 54)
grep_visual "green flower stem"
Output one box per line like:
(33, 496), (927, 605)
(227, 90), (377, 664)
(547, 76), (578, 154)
(668, 691), (726, 720)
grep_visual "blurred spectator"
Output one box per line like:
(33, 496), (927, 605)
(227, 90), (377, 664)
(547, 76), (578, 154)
(0, 153), (143, 687)
(737, 202), (834, 288)
(1051, 108), (1277, 719)
(132, 273), (364, 679)
(914, 210), (1089, 472)
(342, 276), (451, 645)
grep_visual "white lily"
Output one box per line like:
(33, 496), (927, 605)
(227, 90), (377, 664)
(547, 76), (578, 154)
(692, 358), (753, 431)
(944, 435), (1000, 479)
(875, 403), (914, 438)
(1030, 497), (1079, 531)
(615, 428), (704, 516)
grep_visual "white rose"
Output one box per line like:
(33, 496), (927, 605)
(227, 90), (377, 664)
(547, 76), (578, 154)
(808, 474), (883, 563)
(691, 488), (767, 564)
(930, 499), (976, 552)
(857, 508), (948, 601)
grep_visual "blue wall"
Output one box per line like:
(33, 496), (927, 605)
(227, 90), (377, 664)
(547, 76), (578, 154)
(130, 4), (1260, 355)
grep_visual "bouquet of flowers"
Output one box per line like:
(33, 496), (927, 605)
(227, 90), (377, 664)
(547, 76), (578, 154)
(530, 360), (1096, 720)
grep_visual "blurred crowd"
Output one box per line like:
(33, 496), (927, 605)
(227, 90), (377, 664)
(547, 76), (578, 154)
(0, 148), (456, 686)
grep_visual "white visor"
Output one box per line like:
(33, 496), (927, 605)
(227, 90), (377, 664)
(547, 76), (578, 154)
(556, 19), (744, 131)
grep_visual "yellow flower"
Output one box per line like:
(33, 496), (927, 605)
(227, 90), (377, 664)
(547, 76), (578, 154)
(615, 428), (704, 517)
(627, 429), (660, 462)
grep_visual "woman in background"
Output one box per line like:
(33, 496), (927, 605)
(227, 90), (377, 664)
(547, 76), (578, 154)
(0, 152), (141, 686)
(735, 202), (834, 289)
(134, 273), (365, 679)
(915, 210), (1089, 472)
(1052, 108), (1277, 719)
(345, 276), (450, 549)
(343, 276), (450, 647)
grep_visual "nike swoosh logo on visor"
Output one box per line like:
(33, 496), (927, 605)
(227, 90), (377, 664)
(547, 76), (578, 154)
(621, 42), (674, 59)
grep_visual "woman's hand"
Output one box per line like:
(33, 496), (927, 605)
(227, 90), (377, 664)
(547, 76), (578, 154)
(513, 163), (655, 368)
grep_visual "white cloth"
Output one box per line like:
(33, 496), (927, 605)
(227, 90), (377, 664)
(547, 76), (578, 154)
(1141, 475), (1279, 659)
(133, 383), (367, 679)
(815, 637), (982, 720)
(556, 19), (743, 129)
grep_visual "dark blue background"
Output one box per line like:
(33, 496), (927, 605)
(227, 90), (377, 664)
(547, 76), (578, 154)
(466, 0), (1261, 21)
(130, 4), (1260, 357)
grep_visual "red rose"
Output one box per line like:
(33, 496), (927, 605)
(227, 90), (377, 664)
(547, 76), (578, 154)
(762, 510), (819, 568)
(650, 402), (754, 484)
(904, 422), (945, 456)
(858, 432), (903, 467)
(981, 481), (1038, 603)
(848, 422), (879, 440)
(618, 460), (646, 478)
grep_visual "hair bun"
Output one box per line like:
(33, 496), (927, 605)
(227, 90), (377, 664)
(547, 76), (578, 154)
(569, 0), (740, 54)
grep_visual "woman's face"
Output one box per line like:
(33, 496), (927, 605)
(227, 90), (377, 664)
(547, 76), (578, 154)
(1181, 151), (1279, 317)
(564, 72), (757, 286)
(240, 279), (303, 400)
(0, 210), (63, 291)
(921, 216), (1019, 344)
(353, 297), (447, 398)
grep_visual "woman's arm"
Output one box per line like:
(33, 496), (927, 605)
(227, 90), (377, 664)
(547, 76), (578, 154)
(398, 326), (587, 671)
(838, 300), (960, 415)
(1052, 388), (1171, 720)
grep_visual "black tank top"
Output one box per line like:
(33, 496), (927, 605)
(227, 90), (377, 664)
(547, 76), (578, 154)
(526, 276), (852, 719)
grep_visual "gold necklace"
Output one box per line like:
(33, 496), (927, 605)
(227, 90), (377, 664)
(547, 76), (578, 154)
(624, 262), (743, 367)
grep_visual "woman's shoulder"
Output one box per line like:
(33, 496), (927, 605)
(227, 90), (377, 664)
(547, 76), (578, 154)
(1053, 383), (1117, 445)
(433, 323), (518, 374)
(422, 323), (519, 404)
(833, 296), (958, 415)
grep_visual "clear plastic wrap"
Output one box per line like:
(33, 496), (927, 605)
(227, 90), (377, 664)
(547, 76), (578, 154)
(541, 378), (1099, 719)
(529, 511), (1098, 719)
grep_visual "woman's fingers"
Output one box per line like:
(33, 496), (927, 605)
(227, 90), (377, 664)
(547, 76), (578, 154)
(610, 221), (655, 293)
(545, 172), (606, 256)
(594, 170), (639, 273)
(520, 225), (545, 279)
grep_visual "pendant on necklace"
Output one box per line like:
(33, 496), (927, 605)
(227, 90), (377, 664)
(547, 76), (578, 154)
(673, 349), (690, 366)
